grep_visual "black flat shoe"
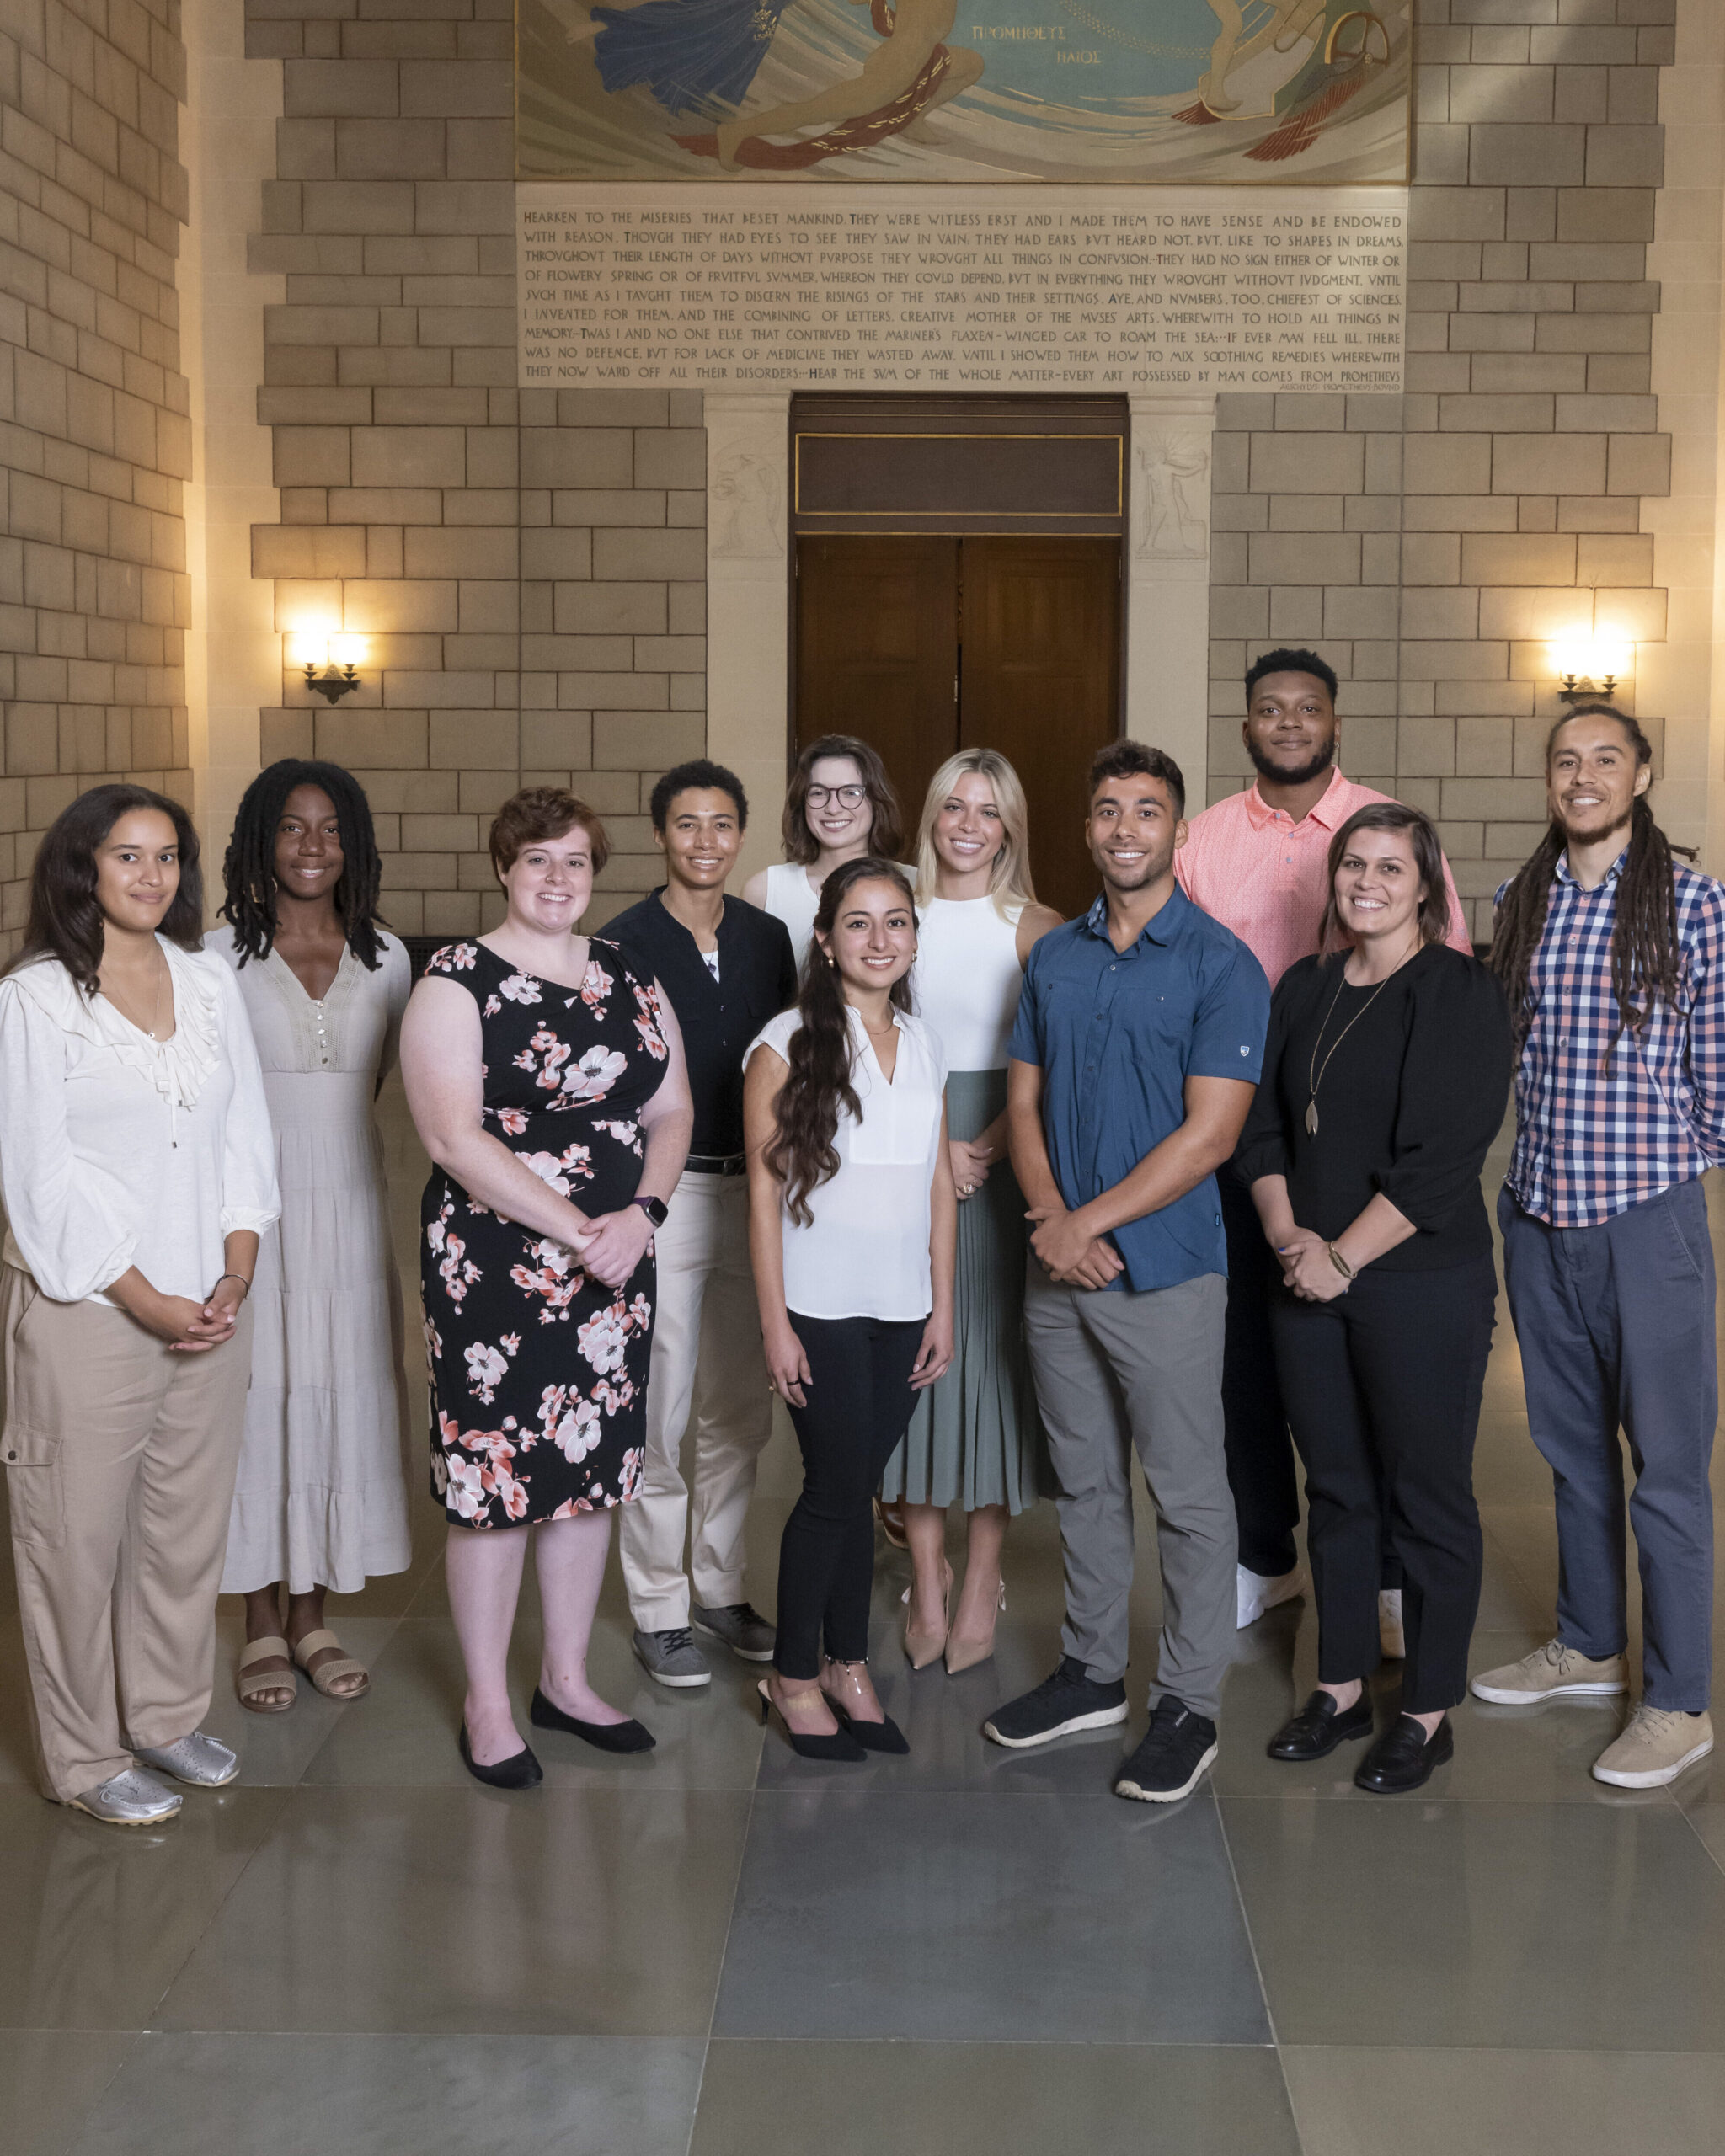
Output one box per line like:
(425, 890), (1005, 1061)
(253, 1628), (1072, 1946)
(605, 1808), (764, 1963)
(756, 1681), (868, 1763)
(530, 1687), (655, 1753)
(458, 1724), (542, 1790)
(1354, 1712), (1453, 1795)
(1267, 1689), (1375, 1762)
(825, 1696), (911, 1756)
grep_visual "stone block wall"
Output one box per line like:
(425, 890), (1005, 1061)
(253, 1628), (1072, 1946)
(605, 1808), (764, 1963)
(1207, 0), (1676, 941)
(243, 2), (705, 935)
(0, 0), (193, 953)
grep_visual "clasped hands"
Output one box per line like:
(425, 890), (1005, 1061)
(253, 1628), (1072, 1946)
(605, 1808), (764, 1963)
(1274, 1225), (1350, 1304)
(1026, 1203), (1123, 1290)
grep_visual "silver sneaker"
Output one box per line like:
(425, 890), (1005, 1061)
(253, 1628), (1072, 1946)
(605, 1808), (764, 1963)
(69, 1769), (182, 1825)
(132, 1732), (240, 1788)
(692, 1600), (777, 1662)
(632, 1626), (713, 1688)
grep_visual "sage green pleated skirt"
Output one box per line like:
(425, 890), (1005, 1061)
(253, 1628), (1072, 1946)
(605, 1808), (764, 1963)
(880, 1068), (1051, 1515)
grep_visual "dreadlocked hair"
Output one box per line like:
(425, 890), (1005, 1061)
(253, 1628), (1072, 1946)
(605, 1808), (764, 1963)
(1489, 704), (1695, 1068)
(219, 760), (389, 969)
(764, 857), (916, 1227)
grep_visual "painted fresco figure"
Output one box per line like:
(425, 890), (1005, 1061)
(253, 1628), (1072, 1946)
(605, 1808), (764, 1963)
(568, 0), (798, 119)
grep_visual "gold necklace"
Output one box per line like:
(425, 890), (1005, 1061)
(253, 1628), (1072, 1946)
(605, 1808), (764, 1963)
(1304, 943), (1416, 1136)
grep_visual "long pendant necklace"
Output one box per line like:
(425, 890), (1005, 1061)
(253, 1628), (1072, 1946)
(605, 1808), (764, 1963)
(1304, 947), (1413, 1136)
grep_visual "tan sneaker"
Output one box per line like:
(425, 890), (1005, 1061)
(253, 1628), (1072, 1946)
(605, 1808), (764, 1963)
(1470, 1638), (1628, 1705)
(1592, 1705), (1714, 1789)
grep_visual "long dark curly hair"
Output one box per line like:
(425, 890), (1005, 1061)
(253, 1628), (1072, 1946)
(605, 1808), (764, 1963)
(1490, 705), (1693, 1065)
(3, 783), (204, 994)
(219, 759), (387, 969)
(765, 857), (917, 1226)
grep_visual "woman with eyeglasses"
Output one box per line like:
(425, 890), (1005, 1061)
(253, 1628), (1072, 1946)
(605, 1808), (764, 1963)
(743, 735), (909, 975)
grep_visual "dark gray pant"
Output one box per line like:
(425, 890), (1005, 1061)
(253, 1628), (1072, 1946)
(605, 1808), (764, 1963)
(1498, 1180), (1717, 1713)
(1023, 1266), (1235, 1721)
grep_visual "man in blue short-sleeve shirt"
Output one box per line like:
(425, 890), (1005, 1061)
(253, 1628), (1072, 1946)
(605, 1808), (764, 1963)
(985, 742), (1270, 1805)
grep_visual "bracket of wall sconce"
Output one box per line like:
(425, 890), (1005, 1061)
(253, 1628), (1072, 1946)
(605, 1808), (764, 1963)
(1558, 673), (1617, 703)
(305, 664), (361, 703)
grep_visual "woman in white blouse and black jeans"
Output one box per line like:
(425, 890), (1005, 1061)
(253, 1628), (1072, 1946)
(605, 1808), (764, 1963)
(0, 787), (279, 1825)
(744, 857), (956, 1761)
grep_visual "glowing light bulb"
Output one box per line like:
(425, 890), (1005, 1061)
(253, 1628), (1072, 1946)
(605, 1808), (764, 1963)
(289, 631), (329, 670)
(330, 634), (366, 670)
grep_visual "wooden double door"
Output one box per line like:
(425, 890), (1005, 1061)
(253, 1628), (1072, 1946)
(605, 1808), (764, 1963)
(793, 536), (1121, 922)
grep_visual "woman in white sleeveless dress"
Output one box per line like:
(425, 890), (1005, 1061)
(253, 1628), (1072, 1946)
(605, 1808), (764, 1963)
(884, 750), (1062, 1673)
(742, 734), (907, 974)
(216, 762), (414, 1712)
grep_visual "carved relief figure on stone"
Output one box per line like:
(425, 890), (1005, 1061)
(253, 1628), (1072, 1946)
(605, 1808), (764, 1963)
(516, 0), (1411, 184)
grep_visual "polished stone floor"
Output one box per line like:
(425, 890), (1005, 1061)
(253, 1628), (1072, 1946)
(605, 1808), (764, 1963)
(3, 1085), (1725, 2153)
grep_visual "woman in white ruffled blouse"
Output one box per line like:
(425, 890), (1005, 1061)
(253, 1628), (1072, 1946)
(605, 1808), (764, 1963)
(0, 786), (279, 1826)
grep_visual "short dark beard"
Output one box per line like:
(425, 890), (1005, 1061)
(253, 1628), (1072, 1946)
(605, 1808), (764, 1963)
(1247, 734), (1336, 790)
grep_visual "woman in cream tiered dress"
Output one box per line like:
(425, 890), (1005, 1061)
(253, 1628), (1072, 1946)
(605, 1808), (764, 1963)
(217, 762), (414, 1711)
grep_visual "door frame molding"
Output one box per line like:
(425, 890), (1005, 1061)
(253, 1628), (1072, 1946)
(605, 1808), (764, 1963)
(707, 389), (1217, 887)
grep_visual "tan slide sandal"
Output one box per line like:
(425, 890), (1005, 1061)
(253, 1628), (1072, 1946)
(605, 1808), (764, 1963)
(292, 1629), (371, 1700)
(238, 1636), (297, 1715)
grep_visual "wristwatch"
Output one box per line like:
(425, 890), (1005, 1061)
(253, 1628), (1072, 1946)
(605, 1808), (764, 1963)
(632, 1194), (669, 1228)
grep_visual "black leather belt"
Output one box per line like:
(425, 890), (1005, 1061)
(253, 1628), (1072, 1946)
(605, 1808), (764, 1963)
(686, 1152), (746, 1176)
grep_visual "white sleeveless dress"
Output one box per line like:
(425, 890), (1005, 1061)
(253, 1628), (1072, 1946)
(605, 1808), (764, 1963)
(218, 937), (414, 1594)
(882, 895), (1049, 1515)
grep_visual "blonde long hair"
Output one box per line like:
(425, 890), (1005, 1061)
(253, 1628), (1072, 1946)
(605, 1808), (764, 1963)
(913, 749), (1038, 917)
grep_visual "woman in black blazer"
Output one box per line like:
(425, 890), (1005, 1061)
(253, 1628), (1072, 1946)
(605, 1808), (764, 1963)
(1235, 801), (1511, 1795)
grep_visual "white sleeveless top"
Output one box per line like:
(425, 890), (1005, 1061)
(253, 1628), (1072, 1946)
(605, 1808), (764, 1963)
(747, 1005), (947, 1322)
(911, 894), (1027, 1074)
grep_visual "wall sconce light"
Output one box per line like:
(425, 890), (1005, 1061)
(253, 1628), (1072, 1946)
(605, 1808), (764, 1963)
(1551, 631), (1632, 705)
(289, 631), (366, 704)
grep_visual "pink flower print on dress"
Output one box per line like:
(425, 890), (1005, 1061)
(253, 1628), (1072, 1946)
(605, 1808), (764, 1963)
(577, 1299), (631, 1375)
(464, 1339), (512, 1404)
(483, 994), (501, 1017)
(593, 1118), (641, 1155)
(443, 1453), (489, 1522)
(515, 1026), (573, 1092)
(520, 1141), (594, 1196)
(496, 1107), (528, 1137)
(618, 1446), (644, 1502)
(433, 943), (478, 973)
(557, 1045), (628, 1105)
(510, 1237), (586, 1322)
(539, 1385), (603, 1465)
(497, 972), (543, 1006)
(423, 1313), (444, 1364)
(579, 961), (614, 1008)
(487, 1461), (530, 1521)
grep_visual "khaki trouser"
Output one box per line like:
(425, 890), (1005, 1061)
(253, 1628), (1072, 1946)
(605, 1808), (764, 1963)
(2, 1268), (254, 1802)
(618, 1171), (775, 1631)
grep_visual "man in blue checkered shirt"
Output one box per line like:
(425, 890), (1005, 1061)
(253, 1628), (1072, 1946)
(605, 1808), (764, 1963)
(1472, 706), (1723, 1790)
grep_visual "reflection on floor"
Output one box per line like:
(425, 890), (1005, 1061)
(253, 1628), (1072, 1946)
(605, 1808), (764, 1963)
(3, 1084), (1725, 2155)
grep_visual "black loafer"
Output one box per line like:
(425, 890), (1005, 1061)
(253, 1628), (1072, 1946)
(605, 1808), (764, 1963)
(1354, 1712), (1453, 1795)
(458, 1725), (542, 1790)
(530, 1687), (655, 1753)
(1267, 1689), (1375, 1762)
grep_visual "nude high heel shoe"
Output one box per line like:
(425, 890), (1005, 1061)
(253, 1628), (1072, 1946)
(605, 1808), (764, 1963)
(903, 1560), (953, 1670)
(945, 1578), (1007, 1676)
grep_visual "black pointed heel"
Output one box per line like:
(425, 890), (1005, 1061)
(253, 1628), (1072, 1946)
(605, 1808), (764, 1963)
(756, 1680), (867, 1763)
(826, 1695), (910, 1756)
(530, 1687), (654, 1753)
(458, 1723), (543, 1790)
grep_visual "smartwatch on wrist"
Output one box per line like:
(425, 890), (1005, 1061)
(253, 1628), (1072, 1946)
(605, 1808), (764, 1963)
(632, 1194), (669, 1229)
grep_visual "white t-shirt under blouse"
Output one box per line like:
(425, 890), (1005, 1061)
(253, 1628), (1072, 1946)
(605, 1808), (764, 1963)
(748, 1004), (946, 1322)
(0, 940), (280, 1305)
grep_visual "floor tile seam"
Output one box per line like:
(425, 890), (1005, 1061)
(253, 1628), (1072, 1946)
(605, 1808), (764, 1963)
(1675, 1803), (1725, 1881)
(129, 1785), (297, 2031)
(285, 1605), (413, 1788)
(692, 2035), (1284, 2050)
(1210, 1790), (1686, 1811)
(688, 1777), (760, 2156)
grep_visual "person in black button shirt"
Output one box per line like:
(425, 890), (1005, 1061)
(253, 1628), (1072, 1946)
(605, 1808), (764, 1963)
(1236, 801), (1511, 1794)
(606, 760), (798, 1691)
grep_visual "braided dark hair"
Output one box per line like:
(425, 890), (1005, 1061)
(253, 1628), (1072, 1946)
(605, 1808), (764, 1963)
(764, 857), (916, 1226)
(1489, 705), (1693, 1066)
(219, 760), (388, 969)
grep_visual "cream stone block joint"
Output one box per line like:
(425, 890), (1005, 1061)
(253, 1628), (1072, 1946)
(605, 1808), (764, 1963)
(1130, 395), (1218, 818)
(705, 392), (790, 888)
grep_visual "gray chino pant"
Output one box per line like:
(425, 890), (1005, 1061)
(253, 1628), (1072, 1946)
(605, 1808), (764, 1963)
(1023, 1264), (1236, 1722)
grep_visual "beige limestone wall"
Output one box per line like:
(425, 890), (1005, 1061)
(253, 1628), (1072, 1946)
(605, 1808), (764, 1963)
(0, 0), (194, 956)
(1208, 0), (1680, 939)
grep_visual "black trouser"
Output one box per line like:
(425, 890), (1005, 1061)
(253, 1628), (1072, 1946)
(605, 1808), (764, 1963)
(1268, 1255), (1497, 1713)
(1220, 1171), (1303, 1576)
(776, 1312), (925, 1682)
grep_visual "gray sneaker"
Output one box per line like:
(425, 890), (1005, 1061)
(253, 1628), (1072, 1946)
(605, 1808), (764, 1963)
(133, 1731), (239, 1788)
(632, 1626), (712, 1688)
(692, 1600), (777, 1662)
(69, 1769), (182, 1825)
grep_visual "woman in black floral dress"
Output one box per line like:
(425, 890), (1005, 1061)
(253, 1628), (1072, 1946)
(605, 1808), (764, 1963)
(402, 790), (692, 1785)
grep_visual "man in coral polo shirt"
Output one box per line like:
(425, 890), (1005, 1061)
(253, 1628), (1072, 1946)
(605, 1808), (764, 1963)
(1177, 648), (1472, 1642)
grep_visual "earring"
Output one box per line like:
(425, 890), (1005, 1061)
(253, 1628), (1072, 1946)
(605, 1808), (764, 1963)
(826, 954), (836, 968)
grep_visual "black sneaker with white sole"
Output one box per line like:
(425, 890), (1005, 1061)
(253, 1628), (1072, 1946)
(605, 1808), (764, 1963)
(1114, 1696), (1219, 1803)
(982, 1656), (1129, 1748)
